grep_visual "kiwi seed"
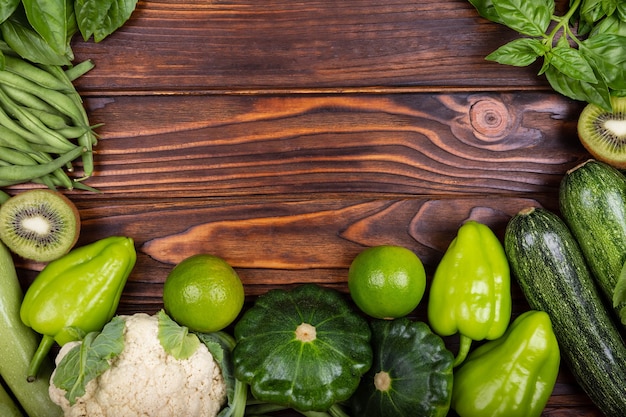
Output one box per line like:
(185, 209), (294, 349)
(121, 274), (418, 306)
(0, 189), (80, 262)
(578, 96), (626, 169)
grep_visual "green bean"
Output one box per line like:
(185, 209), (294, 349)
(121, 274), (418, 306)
(0, 125), (40, 153)
(0, 145), (86, 187)
(64, 59), (95, 81)
(3, 56), (70, 91)
(1, 84), (66, 117)
(40, 64), (97, 177)
(0, 88), (76, 152)
(0, 189), (10, 203)
(26, 108), (71, 130)
(0, 146), (39, 165)
(26, 150), (74, 189)
(0, 70), (85, 126)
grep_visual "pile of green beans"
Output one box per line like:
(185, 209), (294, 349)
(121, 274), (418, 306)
(0, 55), (98, 191)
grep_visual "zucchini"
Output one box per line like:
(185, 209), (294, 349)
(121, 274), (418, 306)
(504, 207), (626, 417)
(559, 159), (626, 325)
(0, 241), (62, 417)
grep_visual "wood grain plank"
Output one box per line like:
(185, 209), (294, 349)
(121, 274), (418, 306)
(8, 91), (585, 197)
(70, 0), (562, 93)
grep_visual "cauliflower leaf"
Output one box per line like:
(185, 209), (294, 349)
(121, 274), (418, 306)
(52, 316), (125, 405)
(157, 310), (200, 360)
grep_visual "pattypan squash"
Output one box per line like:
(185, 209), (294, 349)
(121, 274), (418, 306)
(232, 284), (372, 413)
(350, 318), (454, 417)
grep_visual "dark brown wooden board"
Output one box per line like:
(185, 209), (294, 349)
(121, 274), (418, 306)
(5, 0), (610, 415)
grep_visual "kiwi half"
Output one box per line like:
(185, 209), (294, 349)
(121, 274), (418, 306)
(0, 189), (80, 262)
(578, 96), (626, 168)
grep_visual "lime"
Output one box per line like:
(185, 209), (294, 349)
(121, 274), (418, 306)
(348, 245), (426, 319)
(163, 254), (245, 333)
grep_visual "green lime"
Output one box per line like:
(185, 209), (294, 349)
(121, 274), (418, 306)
(163, 254), (245, 333)
(348, 245), (426, 319)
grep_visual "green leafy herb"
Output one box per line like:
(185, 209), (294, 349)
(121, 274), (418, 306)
(75, 0), (138, 43)
(469, 0), (626, 111)
(52, 316), (125, 405)
(157, 310), (200, 360)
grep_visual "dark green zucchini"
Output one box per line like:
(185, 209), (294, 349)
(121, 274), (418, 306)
(559, 159), (626, 325)
(504, 207), (626, 417)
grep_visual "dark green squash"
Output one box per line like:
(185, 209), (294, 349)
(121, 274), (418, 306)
(232, 284), (372, 413)
(350, 318), (454, 417)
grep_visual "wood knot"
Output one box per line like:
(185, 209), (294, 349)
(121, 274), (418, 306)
(469, 98), (513, 142)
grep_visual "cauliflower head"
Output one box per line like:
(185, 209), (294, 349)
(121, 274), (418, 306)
(49, 313), (227, 417)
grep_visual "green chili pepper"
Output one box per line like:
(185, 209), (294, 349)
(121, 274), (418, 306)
(427, 220), (511, 366)
(20, 236), (136, 381)
(451, 310), (560, 417)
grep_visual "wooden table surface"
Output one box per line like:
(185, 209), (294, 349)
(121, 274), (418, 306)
(8, 0), (608, 415)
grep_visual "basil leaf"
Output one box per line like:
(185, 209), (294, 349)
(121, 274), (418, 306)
(548, 46), (598, 83)
(545, 64), (612, 111)
(467, 0), (505, 24)
(21, 0), (69, 55)
(582, 34), (626, 89)
(157, 310), (200, 360)
(52, 316), (125, 406)
(0, 14), (72, 65)
(75, 0), (138, 42)
(492, 0), (554, 37)
(485, 37), (545, 66)
(581, 0), (609, 24)
(0, 0), (19, 24)
(591, 14), (626, 36)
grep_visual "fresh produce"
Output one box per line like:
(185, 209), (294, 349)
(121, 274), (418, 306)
(348, 245), (426, 319)
(0, 46), (98, 187)
(451, 310), (560, 417)
(0, 188), (80, 262)
(233, 283), (372, 413)
(559, 159), (626, 324)
(0, 382), (23, 417)
(350, 318), (454, 417)
(427, 220), (511, 366)
(49, 311), (229, 417)
(577, 96), (626, 167)
(468, 0), (626, 112)
(0, 1), (138, 65)
(163, 253), (245, 333)
(20, 235), (136, 381)
(505, 207), (626, 417)
(0, 240), (62, 416)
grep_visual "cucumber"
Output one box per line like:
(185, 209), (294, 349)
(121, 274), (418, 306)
(504, 207), (626, 417)
(0, 241), (62, 417)
(559, 159), (626, 325)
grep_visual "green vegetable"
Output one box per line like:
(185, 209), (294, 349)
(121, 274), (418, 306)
(427, 220), (511, 366)
(233, 283), (372, 413)
(20, 235), (136, 381)
(0, 382), (23, 417)
(505, 206), (626, 417)
(451, 310), (560, 417)
(0, 240), (62, 416)
(559, 159), (626, 324)
(196, 331), (248, 417)
(0, 1), (138, 65)
(157, 310), (200, 360)
(52, 315), (125, 405)
(350, 318), (454, 417)
(468, 0), (626, 111)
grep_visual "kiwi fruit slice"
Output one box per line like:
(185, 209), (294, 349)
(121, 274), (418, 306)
(0, 189), (80, 262)
(578, 96), (626, 168)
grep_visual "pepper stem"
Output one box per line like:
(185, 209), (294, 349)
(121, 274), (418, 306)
(453, 334), (473, 367)
(27, 335), (55, 382)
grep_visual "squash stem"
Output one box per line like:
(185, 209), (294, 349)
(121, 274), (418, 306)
(453, 335), (472, 367)
(27, 335), (55, 382)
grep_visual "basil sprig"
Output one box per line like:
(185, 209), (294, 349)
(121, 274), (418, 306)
(0, 0), (138, 65)
(469, 0), (626, 111)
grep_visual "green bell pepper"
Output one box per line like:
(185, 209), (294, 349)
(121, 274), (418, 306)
(451, 310), (560, 417)
(427, 220), (511, 366)
(20, 236), (136, 380)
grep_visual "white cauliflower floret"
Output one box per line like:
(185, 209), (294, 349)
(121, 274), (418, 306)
(49, 313), (227, 417)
